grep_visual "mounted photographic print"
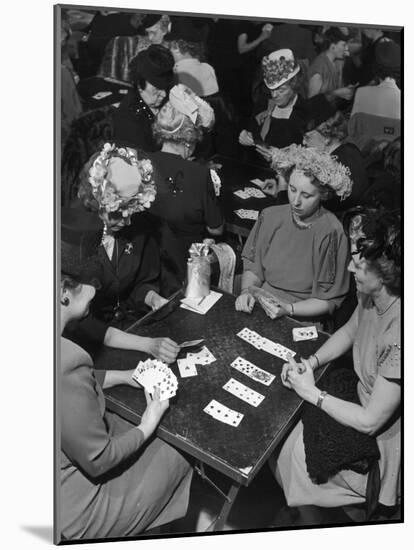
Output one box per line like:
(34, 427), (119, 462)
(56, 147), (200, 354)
(55, 3), (402, 545)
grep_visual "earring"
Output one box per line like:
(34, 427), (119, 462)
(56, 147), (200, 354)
(61, 297), (69, 306)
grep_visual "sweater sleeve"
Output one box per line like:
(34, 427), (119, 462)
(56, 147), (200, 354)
(241, 211), (267, 281)
(61, 363), (145, 479)
(378, 313), (401, 380)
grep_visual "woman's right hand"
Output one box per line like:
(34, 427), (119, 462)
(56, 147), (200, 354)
(138, 388), (169, 440)
(148, 337), (180, 364)
(239, 129), (255, 147)
(235, 292), (256, 313)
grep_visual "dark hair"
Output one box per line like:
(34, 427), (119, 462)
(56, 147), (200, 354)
(169, 38), (205, 61)
(383, 137), (401, 181)
(373, 62), (400, 83)
(77, 153), (101, 212)
(316, 111), (348, 142)
(321, 27), (348, 51)
(347, 209), (401, 296)
(61, 274), (81, 292)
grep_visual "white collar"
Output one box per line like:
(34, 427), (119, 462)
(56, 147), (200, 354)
(271, 95), (298, 119)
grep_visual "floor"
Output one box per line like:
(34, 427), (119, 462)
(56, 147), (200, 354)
(159, 461), (357, 536)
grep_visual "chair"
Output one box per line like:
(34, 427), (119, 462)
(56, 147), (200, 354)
(347, 112), (401, 155)
(61, 105), (116, 205)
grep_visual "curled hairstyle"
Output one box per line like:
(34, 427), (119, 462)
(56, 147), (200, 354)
(316, 111), (348, 142)
(169, 38), (205, 61)
(346, 208), (401, 297)
(321, 27), (348, 51)
(152, 113), (204, 145)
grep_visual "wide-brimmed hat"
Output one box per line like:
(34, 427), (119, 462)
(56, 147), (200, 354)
(140, 13), (164, 29)
(130, 44), (175, 90)
(375, 39), (401, 70)
(164, 17), (208, 43)
(61, 207), (103, 285)
(262, 48), (300, 90)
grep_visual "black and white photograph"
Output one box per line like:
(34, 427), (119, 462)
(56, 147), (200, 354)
(3, 1), (406, 547)
(54, 2), (404, 545)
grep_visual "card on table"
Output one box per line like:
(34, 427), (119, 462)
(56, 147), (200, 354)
(243, 187), (266, 199)
(203, 399), (244, 427)
(260, 338), (296, 361)
(177, 358), (198, 378)
(234, 190), (249, 199)
(237, 327), (264, 349)
(230, 356), (275, 386)
(250, 178), (267, 190)
(234, 209), (259, 220)
(92, 91), (113, 100)
(187, 346), (216, 365)
(292, 326), (318, 341)
(223, 378), (265, 407)
(180, 290), (222, 315)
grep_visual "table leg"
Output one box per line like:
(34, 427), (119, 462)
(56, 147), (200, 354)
(210, 482), (241, 531)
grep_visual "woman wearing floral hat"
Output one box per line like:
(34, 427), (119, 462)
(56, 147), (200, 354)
(66, 143), (181, 363)
(235, 145), (351, 323)
(148, 83), (224, 276)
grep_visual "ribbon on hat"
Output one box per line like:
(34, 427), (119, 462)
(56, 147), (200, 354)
(169, 84), (199, 124)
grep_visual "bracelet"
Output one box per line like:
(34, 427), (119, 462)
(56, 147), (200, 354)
(316, 390), (327, 409)
(289, 303), (295, 315)
(312, 353), (321, 370)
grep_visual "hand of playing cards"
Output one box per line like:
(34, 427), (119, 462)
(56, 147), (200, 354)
(132, 359), (178, 401)
(248, 286), (282, 319)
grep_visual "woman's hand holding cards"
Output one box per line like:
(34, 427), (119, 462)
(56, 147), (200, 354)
(138, 388), (169, 440)
(148, 337), (180, 364)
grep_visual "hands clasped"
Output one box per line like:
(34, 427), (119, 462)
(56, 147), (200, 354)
(281, 355), (315, 398)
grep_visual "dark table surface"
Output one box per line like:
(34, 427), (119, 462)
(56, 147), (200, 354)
(214, 154), (280, 238)
(95, 290), (329, 486)
(77, 76), (131, 111)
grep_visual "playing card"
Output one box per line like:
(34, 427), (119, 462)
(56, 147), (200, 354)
(177, 358), (198, 377)
(223, 378), (265, 407)
(92, 91), (113, 100)
(132, 359), (178, 400)
(237, 328), (264, 349)
(234, 209), (248, 219)
(230, 356), (275, 386)
(292, 326), (318, 341)
(234, 190), (249, 199)
(243, 187), (266, 199)
(187, 346), (216, 365)
(250, 178), (267, 190)
(203, 399), (244, 427)
(260, 338), (296, 361)
(179, 339), (204, 349)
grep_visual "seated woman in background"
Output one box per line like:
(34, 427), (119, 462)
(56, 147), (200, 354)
(274, 209), (400, 516)
(165, 18), (219, 98)
(302, 111), (370, 212)
(60, 224), (192, 540)
(235, 145), (351, 322)
(65, 143), (180, 363)
(149, 83), (224, 277)
(113, 44), (175, 152)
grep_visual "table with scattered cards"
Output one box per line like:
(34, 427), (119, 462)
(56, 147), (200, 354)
(214, 155), (279, 240)
(94, 290), (330, 531)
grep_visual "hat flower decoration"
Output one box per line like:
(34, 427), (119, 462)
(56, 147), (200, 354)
(270, 144), (353, 200)
(262, 49), (300, 89)
(88, 143), (156, 216)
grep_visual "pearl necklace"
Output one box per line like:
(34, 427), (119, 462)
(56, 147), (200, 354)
(291, 208), (322, 230)
(376, 296), (399, 316)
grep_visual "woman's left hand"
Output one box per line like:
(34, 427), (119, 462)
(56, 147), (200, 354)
(149, 292), (168, 311)
(283, 355), (316, 399)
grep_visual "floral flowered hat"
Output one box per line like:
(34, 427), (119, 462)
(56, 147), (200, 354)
(270, 144), (353, 200)
(262, 49), (300, 90)
(87, 143), (157, 217)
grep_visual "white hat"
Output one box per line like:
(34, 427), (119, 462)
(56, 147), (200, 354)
(262, 48), (300, 90)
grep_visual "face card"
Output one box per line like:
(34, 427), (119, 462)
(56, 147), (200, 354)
(177, 358), (198, 377)
(292, 326), (318, 342)
(230, 357), (275, 386)
(203, 399), (244, 427)
(223, 378), (265, 407)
